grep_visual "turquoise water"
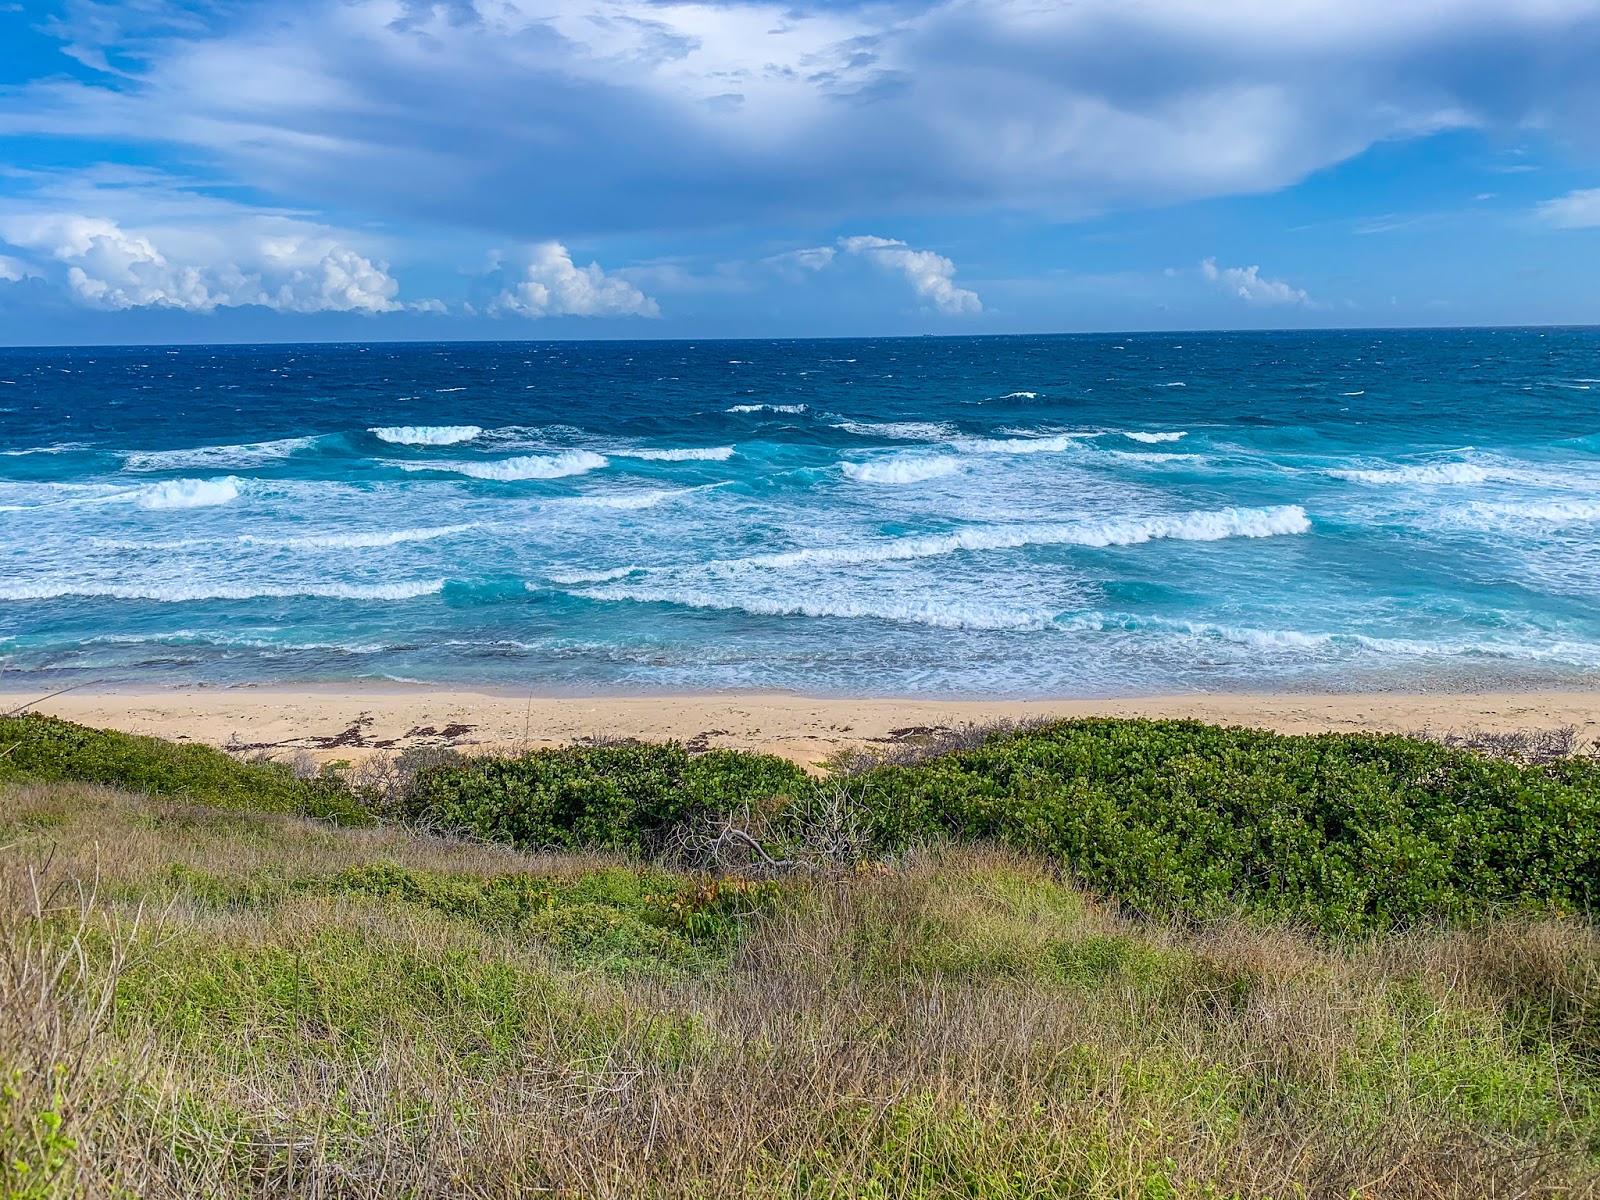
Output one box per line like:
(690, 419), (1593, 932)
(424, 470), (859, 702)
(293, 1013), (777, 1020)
(2, 329), (1598, 696)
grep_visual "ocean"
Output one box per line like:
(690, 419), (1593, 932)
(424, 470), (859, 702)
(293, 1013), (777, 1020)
(2, 329), (1598, 697)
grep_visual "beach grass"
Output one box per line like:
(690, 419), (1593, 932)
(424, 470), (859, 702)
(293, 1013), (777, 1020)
(2, 716), (1598, 1197)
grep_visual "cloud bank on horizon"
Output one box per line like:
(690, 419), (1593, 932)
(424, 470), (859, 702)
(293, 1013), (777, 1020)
(0, 0), (1597, 338)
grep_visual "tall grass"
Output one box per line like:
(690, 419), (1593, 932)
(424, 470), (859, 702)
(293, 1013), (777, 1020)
(2, 780), (1597, 1198)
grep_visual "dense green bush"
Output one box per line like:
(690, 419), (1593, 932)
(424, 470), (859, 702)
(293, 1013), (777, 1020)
(406, 742), (810, 851)
(834, 719), (1600, 933)
(8, 711), (1598, 933)
(0, 713), (368, 824)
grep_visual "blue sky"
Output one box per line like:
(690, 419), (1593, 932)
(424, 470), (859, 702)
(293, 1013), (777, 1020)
(1, 0), (1598, 343)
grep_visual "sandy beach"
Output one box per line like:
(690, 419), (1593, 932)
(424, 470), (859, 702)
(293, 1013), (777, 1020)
(9, 685), (1600, 769)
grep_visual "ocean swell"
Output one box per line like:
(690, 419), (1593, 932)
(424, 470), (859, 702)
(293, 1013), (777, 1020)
(371, 425), (483, 445)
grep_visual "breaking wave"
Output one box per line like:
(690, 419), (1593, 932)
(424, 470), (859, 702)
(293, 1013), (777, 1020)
(135, 477), (244, 510)
(1326, 461), (1498, 485)
(0, 579), (445, 602)
(617, 446), (735, 462)
(840, 455), (963, 484)
(578, 586), (1058, 631)
(403, 450), (608, 480)
(1123, 431), (1187, 444)
(123, 437), (317, 471)
(951, 434), (1079, 455)
(371, 425), (483, 445)
(727, 403), (807, 414)
(835, 421), (956, 441)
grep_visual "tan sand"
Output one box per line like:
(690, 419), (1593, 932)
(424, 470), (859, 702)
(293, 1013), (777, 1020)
(9, 685), (1600, 769)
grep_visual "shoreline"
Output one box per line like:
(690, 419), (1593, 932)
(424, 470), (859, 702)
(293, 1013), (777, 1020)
(10, 684), (1600, 768)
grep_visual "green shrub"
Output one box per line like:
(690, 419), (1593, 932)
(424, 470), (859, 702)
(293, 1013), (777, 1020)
(405, 741), (808, 852)
(0, 714), (368, 824)
(837, 720), (1600, 934)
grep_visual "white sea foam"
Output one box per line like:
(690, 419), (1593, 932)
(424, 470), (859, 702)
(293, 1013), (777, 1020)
(1325, 461), (1498, 485)
(579, 585), (1057, 631)
(1459, 500), (1600, 525)
(617, 446), (735, 462)
(546, 565), (642, 585)
(240, 525), (475, 549)
(551, 488), (697, 511)
(0, 443), (82, 457)
(403, 450), (608, 480)
(1123, 431), (1187, 444)
(727, 403), (807, 413)
(135, 477), (244, 510)
(370, 425), (482, 445)
(840, 455), (963, 484)
(835, 421), (956, 441)
(700, 504), (1312, 572)
(0, 579), (444, 602)
(123, 437), (315, 471)
(995, 391), (1039, 399)
(950, 434), (1080, 455)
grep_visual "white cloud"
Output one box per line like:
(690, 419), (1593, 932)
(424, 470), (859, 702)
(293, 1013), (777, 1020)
(1200, 257), (1312, 306)
(0, 212), (404, 313)
(839, 236), (982, 315)
(0, 255), (29, 283)
(764, 246), (837, 274)
(1536, 188), (1600, 228)
(9, 0), (1599, 235)
(488, 242), (659, 318)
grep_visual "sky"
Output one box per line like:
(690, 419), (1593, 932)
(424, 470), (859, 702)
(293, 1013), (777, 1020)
(0, 0), (1598, 343)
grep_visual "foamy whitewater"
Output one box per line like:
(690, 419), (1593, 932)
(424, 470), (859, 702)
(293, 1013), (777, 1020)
(2, 330), (1599, 695)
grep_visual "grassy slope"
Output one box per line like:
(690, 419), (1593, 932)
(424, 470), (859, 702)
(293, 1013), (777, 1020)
(4, 776), (1599, 1198)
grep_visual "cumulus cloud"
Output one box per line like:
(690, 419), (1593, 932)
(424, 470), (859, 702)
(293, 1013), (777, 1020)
(7, 0), (1600, 235)
(0, 212), (405, 313)
(0, 255), (28, 283)
(1200, 258), (1312, 306)
(488, 242), (659, 318)
(838, 235), (982, 315)
(1536, 188), (1600, 228)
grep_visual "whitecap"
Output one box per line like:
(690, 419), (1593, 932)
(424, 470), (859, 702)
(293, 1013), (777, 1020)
(695, 504), (1312, 573)
(1122, 431), (1187, 444)
(123, 436), (316, 471)
(401, 450), (607, 480)
(994, 391), (1039, 400)
(840, 455), (963, 484)
(546, 566), (642, 585)
(1326, 462), (1493, 485)
(616, 446), (735, 462)
(0, 579), (444, 602)
(835, 421), (956, 441)
(240, 525), (476, 549)
(371, 425), (482, 445)
(950, 434), (1080, 455)
(726, 403), (807, 414)
(578, 585), (1056, 631)
(135, 477), (244, 510)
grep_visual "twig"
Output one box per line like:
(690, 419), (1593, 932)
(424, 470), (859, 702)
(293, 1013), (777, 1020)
(4, 678), (109, 719)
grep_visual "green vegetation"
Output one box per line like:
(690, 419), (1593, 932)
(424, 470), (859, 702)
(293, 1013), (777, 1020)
(0, 713), (368, 824)
(2, 713), (1599, 1196)
(409, 719), (1600, 934)
(406, 741), (810, 851)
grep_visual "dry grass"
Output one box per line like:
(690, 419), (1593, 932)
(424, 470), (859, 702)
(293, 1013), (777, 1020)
(2, 781), (1597, 1199)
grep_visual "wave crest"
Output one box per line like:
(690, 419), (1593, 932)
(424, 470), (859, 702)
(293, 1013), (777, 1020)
(404, 450), (608, 480)
(618, 446), (735, 462)
(371, 425), (483, 445)
(135, 477), (244, 510)
(0, 579), (444, 602)
(840, 455), (963, 484)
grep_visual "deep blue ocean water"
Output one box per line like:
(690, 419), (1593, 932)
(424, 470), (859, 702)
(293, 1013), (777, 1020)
(2, 330), (1599, 697)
